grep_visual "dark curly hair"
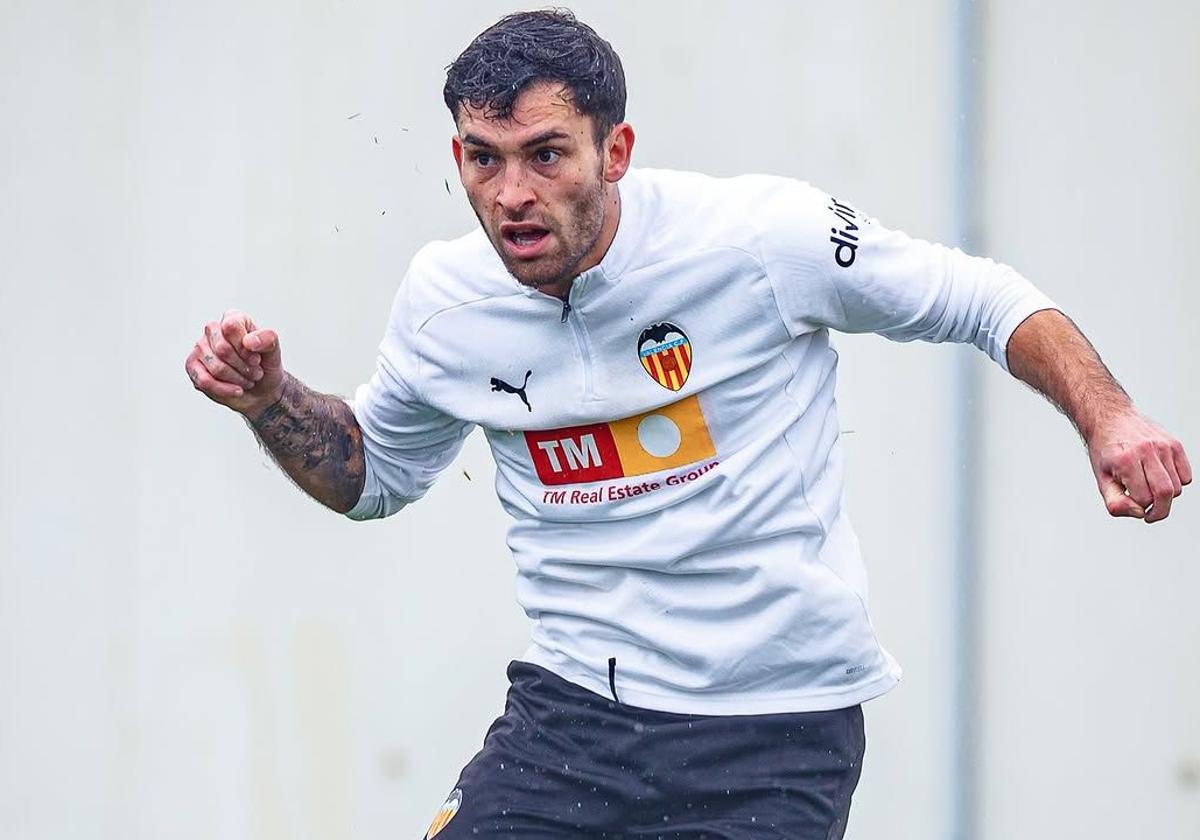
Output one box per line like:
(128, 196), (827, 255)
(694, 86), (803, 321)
(443, 9), (626, 144)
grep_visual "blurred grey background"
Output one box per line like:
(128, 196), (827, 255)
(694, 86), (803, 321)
(1, 1), (1196, 838)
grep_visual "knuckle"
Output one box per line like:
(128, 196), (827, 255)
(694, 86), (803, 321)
(220, 350), (247, 373)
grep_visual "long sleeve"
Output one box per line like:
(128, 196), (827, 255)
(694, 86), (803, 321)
(759, 179), (1057, 371)
(345, 276), (475, 520)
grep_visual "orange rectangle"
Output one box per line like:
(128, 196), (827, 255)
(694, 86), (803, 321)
(608, 395), (715, 477)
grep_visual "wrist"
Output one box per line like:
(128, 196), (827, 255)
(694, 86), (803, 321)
(1083, 403), (1140, 451)
(242, 374), (291, 425)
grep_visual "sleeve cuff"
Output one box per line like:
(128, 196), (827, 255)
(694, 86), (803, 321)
(342, 396), (415, 521)
(996, 292), (1059, 372)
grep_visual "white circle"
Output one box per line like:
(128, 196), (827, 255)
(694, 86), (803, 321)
(637, 414), (681, 458)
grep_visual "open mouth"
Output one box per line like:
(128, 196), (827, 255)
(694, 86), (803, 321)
(500, 224), (551, 258)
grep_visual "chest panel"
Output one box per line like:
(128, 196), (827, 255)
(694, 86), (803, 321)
(417, 247), (789, 429)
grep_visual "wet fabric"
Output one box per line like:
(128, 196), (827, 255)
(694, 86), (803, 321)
(423, 662), (866, 839)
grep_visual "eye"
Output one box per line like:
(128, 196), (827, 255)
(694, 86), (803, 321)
(471, 152), (496, 168)
(535, 148), (561, 165)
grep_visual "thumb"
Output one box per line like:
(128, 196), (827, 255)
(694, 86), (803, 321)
(1098, 474), (1145, 519)
(243, 329), (281, 371)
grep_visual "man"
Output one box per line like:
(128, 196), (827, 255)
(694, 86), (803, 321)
(185, 10), (1189, 839)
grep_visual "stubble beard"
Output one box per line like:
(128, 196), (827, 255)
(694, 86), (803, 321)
(474, 177), (607, 292)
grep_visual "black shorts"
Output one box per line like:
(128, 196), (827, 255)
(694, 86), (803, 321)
(422, 661), (866, 839)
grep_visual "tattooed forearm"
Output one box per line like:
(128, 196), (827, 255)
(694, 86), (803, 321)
(248, 373), (366, 513)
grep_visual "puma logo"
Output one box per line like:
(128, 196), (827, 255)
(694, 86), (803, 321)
(490, 370), (532, 412)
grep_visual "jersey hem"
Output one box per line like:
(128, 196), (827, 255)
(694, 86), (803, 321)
(519, 647), (903, 716)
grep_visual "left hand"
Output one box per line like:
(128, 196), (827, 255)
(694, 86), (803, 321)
(1089, 411), (1191, 523)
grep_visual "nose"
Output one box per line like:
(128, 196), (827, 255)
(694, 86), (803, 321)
(496, 163), (535, 216)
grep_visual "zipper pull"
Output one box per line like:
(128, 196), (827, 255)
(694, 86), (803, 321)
(560, 299), (572, 323)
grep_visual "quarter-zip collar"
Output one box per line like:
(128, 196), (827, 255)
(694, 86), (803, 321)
(516, 168), (646, 308)
(590, 167), (644, 283)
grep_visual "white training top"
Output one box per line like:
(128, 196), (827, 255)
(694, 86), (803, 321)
(347, 167), (1056, 715)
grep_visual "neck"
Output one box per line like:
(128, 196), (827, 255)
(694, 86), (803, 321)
(540, 183), (622, 300)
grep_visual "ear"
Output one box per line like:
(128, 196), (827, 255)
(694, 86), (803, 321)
(451, 135), (464, 172)
(602, 123), (635, 183)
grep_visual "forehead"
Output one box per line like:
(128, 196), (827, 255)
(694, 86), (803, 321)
(456, 81), (592, 146)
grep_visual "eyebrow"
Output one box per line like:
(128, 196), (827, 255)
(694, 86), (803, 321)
(460, 129), (573, 149)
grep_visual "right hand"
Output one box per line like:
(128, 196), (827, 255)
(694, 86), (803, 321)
(1088, 409), (1191, 524)
(185, 309), (285, 418)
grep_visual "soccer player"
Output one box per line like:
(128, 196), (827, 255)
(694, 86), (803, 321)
(185, 10), (1190, 839)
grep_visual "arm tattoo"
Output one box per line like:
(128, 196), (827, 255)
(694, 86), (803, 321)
(248, 373), (366, 513)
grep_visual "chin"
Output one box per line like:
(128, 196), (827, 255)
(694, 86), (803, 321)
(503, 258), (571, 290)
(510, 269), (560, 290)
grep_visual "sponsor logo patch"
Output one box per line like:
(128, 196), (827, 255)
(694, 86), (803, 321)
(425, 788), (462, 839)
(524, 394), (716, 487)
(828, 197), (862, 268)
(638, 322), (692, 391)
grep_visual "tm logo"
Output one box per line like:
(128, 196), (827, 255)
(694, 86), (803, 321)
(535, 435), (603, 473)
(522, 396), (718, 489)
(524, 426), (623, 485)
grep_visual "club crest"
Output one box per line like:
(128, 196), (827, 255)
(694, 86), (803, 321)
(638, 322), (692, 391)
(425, 788), (462, 839)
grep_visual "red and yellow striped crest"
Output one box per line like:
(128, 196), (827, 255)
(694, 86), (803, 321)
(638, 322), (692, 391)
(425, 788), (462, 839)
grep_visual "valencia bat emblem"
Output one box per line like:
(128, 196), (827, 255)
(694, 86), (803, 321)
(637, 322), (692, 391)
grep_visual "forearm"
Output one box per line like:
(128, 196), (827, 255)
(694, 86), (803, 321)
(1006, 309), (1131, 445)
(247, 373), (366, 513)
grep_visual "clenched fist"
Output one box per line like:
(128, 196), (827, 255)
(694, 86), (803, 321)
(1089, 411), (1192, 524)
(185, 309), (284, 418)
